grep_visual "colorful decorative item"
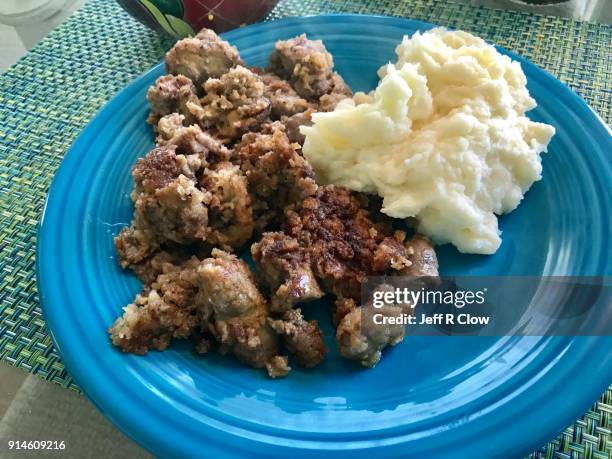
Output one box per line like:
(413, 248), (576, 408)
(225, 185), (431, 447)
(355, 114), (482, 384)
(117, 0), (280, 37)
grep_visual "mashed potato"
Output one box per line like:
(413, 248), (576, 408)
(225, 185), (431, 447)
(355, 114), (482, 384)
(301, 28), (555, 254)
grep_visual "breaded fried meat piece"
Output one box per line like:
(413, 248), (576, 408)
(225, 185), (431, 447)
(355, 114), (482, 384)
(146, 74), (199, 125)
(109, 257), (201, 354)
(165, 28), (242, 87)
(259, 72), (313, 119)
(199, 161), (254, 249)
(187, 66), (270, 143)
(195, 249), (288, 376)
(268, 308), (326, 368)
(335, 285), (407, 368)
(335, 236), (439, 367)
(156, 113), (231, 169)
(318, 73), (353, 112)
(130, 145), (209, 246)
(269, 34), (334, 100)
(110, 250), (291, 378)
(285, 186), (412, 300)
(115, 145), (209, 266)
(268, 34), (353, 110)
(237, 123), (318, 230)
(251, 231), (323, 313)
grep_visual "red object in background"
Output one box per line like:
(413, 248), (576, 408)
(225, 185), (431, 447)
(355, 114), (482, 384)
(117, 0), (280, 36)
(183, 0), (279, 32)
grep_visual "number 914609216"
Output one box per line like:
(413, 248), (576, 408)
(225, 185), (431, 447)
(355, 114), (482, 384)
(7, 440), (66, 450)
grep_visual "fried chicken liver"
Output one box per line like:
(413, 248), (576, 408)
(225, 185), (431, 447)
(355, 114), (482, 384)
(165, 28), (242, 88)
(237, 123), (318, 230)
(284, 186), (412, 300)
(187, 66), (270, 143)
(110, 250), (290, 378)
(251, 232), (323, 313)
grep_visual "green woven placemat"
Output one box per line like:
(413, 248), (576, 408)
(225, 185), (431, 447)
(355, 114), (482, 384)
(0, 0), (609, 456)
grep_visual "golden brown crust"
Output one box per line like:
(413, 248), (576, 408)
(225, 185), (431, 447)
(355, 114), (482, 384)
(165, 28), (242, 87)
(134, 174), (210, 245)
(259, 72), (314, 119)
(200, 162), (254, 249)
(237, 124), (318, 230)
(110, 250), (291, 377)
(132, 144), (195, 192)
(268, 309), (326, 368)
(251, 232), (323, 312)
(118, 144), (255, 258)
(116, 146), (211, 252)
(109, 257), (201, 354)
(188, 66), (270, 143)
(195, 250), (285, 373)
(268, 35), (352, 115)
(284, 186), (411, 300)
(146, 74), (199, 125)
(268, 34), (334, 100)
(114, 226), (159, 269)
(335, 285), (407, 368)
(318, 72), (353, 112)
(156, 113), (231, 168)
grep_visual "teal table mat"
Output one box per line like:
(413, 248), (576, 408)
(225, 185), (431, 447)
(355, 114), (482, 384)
(0, 0), (610, 457)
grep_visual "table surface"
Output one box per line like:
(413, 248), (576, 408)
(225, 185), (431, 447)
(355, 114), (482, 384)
(0, 0), (610, 458)
(0, 0), (610, 71)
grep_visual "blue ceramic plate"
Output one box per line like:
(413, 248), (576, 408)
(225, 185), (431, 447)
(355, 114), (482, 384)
(38, 15), (611, 458)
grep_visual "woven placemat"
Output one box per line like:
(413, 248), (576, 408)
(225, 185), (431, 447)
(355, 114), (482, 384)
(0, 0), (609, 456)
